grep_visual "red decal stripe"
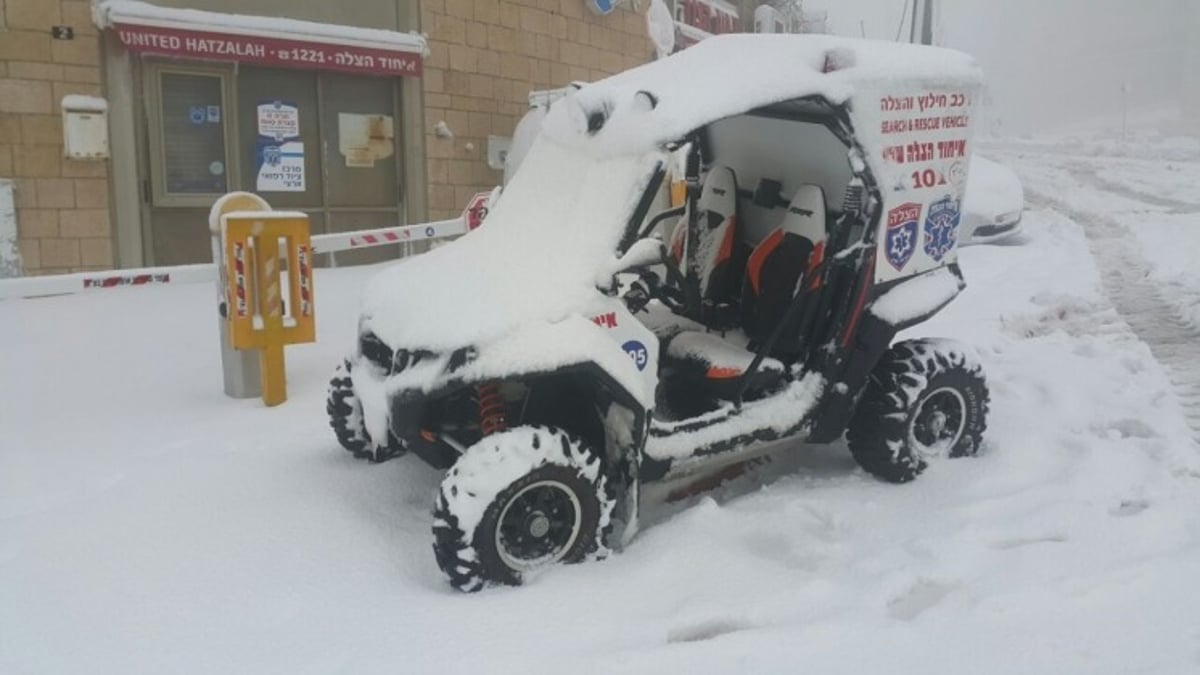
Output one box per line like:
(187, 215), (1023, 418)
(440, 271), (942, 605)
(746, 228), (784, 296)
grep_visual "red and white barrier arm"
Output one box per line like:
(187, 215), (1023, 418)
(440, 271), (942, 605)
(310, 217), (467, 254)
(0, 263), (216, 300)
(0, 217), (468, 300)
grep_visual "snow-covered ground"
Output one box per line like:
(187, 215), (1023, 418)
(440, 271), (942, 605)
(988, 128), (1200, 330)
(4, 131), (1200, 673)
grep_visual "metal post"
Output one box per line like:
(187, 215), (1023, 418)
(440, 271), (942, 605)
(1120, 82), (1130, 141)
(908, 0), (919, 44)
(212, 227), (261, 398)
(920, 0), (934, 46)
(209, 192), (270, 399)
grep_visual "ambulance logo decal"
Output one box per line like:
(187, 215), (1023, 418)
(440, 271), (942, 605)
(923, 196), (961, 262)
(885, 202), (922, 271)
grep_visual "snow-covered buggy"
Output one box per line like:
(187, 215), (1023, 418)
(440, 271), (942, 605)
(327, 34), (990, 591)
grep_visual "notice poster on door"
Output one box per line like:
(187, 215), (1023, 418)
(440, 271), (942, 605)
(257, 100), (299, 140)
(255, 139), (305, 192)
(339, 113), (394, 168)
(255, 100), (304, 192)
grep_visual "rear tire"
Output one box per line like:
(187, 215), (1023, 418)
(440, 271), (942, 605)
(846, 339), (989, 483)
(326, 358), (403, 462)
(432, 426), (613, 592)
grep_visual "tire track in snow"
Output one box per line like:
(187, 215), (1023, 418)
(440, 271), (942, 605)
(1067, 164), (1200, 214)
(1028, 190), (1200, 444)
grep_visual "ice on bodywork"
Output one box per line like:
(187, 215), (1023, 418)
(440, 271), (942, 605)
(450, 309), (657, 408)
(361, 138), (662, 351)
(645, 372), (826, 463)
(869, 266), (966, 326)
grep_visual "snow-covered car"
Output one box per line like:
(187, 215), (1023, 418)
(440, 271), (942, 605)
(961, 155), (1024, 244)
(327, 34), (992, 591)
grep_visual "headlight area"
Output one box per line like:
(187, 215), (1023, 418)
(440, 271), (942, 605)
(353, 332), (484, 467)
(359, 330), (477, 379)
(359, 331), (393, 372)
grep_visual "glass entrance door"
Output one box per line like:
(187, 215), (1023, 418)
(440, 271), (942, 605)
(144, 64), (236, 266)
(144, 63), (405, 267)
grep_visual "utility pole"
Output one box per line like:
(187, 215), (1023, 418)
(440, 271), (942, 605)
(919, 0), (934, 45)
(1188, 0), (1200, 131)
(908, 0), (918, 43)
(736, 0), (758, 32)
(906, 0), (936, 45)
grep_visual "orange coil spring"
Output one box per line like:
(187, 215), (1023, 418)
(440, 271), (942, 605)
(476, 382), (507, 436)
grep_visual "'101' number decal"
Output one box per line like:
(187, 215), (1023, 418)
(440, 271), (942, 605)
(911, 168), (947, 189)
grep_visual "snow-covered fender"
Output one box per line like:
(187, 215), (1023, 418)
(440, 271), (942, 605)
(580, 296), (660, 402)
(867, 264), (966, 331)
(572, 295), (658, 548)
(443, 296), (658, 414)
(808, 264), (965, 444)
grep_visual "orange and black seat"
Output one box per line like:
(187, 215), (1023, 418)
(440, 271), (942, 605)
(668, 166), (748, 326)
(663, 330), (785, 400)
(742, 184), (828, 350)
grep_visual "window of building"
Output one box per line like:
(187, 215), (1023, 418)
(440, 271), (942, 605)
(146, 66), (237, 206)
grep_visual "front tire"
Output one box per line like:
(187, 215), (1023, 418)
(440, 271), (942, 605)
(326, 358), (403, 462)
(432, 426), (613, 592)
(846, 339), (989, 483)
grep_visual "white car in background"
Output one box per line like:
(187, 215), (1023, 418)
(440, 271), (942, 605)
(961, 155), (1025, 245)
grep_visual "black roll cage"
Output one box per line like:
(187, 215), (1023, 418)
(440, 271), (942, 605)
(619, 95), (885, 408)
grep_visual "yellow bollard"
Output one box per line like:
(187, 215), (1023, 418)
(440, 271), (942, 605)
(222, 212), (315, 407)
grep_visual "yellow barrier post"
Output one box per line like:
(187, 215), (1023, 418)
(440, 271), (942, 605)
(222, 212), (315, 407)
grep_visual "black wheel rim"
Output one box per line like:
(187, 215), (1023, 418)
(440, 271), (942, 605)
(495, 480), (582, 571)
(908, 387), (967, 457)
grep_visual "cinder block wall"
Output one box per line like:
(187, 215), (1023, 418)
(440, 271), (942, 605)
(0, 0), (659, 271)
(421, 0), (653, 221)
(0, 0), (112, 275)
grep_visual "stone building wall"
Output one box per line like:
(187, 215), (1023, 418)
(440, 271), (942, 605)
(420, 0), (654, 220)
(1, 0), (111, 274)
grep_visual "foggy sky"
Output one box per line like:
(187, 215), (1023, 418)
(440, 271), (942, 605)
(810, 0), (1190, 135)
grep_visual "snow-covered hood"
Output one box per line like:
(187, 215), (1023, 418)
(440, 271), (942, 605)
(360, 136), (663, 351)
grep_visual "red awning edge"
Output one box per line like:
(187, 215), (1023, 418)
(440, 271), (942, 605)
(93, 0), (425, 77)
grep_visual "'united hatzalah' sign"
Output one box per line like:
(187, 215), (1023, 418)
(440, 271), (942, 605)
(114, 23), (422, 77)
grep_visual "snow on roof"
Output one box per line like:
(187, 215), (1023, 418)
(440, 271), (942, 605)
(542, 34), (981, 154)
(92, 0), (426, 52)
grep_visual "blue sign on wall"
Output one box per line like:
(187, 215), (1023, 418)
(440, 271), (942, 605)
(587, 0), (617, 16)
